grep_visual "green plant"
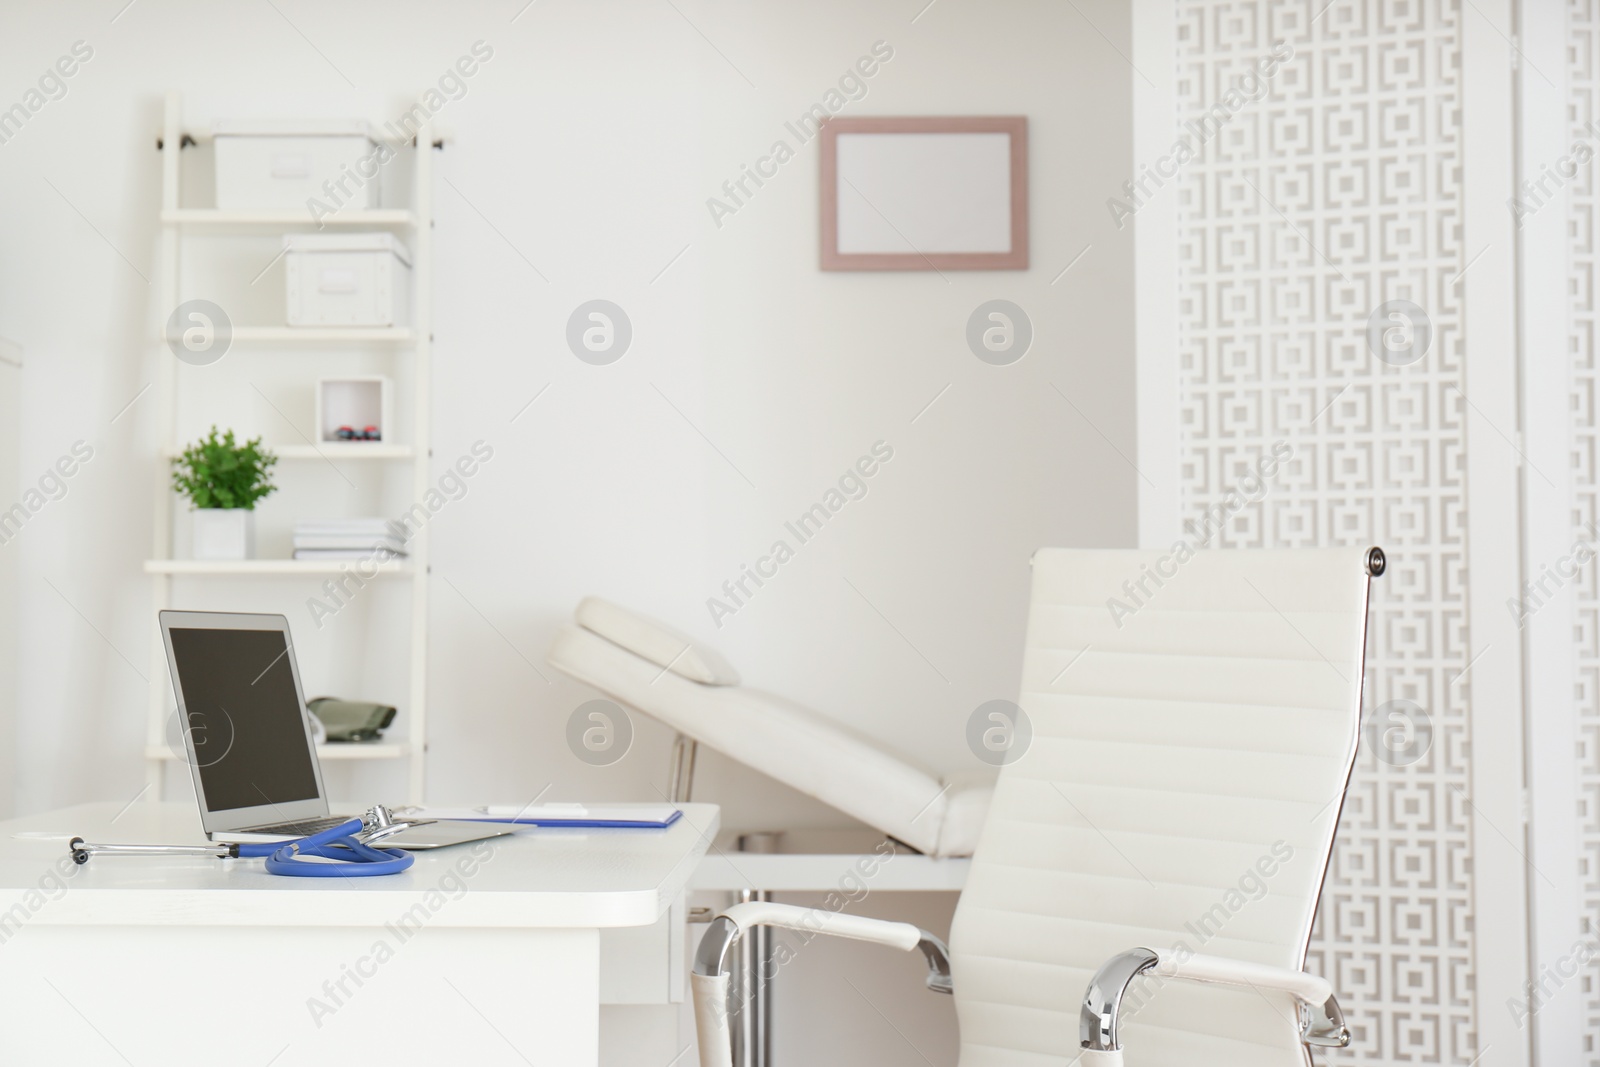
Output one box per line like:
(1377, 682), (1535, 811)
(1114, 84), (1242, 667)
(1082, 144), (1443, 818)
(170, 427), (278, 510)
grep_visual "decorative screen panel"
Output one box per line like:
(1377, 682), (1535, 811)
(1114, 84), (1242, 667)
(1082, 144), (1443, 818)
(1570, 1), (1600, 1060)
(1173, 1), (1474, 1062)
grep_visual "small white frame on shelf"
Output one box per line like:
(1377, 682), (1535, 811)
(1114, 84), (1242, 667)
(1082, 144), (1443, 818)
(316, 376), (392, 444)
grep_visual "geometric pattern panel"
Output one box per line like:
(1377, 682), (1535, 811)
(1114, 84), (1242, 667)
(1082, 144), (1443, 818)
(1571, 1), (1600, 1060)
(1173, 1), (1475, 1061)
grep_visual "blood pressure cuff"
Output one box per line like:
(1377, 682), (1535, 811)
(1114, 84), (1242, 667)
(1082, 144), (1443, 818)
(308, 697), (397, 743)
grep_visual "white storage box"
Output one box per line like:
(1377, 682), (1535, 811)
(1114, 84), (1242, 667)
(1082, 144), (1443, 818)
(285, 233), (411, 327)
(213, 119), (382, 213)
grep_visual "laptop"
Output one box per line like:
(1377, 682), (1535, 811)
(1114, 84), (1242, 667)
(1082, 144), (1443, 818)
(159, 610), (509, 850)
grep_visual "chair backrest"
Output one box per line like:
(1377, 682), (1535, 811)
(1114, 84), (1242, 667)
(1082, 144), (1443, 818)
(948, 547), (1375, 1067)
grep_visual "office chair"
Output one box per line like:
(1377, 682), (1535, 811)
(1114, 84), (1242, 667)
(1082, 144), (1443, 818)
(693, 546), (1382, 1066)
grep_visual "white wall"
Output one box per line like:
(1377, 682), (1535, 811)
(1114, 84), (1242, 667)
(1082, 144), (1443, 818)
(0, 1), (1135, 1060)
(0, 339), (18, 819)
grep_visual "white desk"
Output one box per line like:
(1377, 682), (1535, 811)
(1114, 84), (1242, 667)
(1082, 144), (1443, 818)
(692, 852), (969, 894)
(0, 801), (718, 1066)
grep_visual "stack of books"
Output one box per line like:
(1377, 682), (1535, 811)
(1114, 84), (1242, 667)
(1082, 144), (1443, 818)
(293, 518), (408, 561)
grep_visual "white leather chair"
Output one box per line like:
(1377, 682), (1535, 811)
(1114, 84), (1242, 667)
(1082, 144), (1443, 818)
(692, 546), (1383, 1067)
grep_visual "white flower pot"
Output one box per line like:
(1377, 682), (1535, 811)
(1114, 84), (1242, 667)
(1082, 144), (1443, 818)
(193, 509), (255, 561)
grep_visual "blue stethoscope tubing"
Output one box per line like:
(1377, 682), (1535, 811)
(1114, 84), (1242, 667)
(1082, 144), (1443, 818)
(238, 818), (413, 877)
(68, 818), (414, 877)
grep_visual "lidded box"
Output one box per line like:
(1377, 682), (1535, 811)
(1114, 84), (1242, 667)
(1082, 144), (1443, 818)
(284, 233), (410, 327)
(213, 119), (382, 213)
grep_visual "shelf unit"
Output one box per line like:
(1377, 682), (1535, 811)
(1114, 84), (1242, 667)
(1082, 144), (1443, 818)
(201, 327), (416, 344)
(161, 209), (416, 229)
(162, 444), (416, 462)
(143, 559), (413, 577)
(144, 93), (434, 802)
(145, 742), (409, 763)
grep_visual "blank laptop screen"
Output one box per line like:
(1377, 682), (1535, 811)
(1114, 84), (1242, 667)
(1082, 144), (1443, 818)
(168, 626), (321, 812)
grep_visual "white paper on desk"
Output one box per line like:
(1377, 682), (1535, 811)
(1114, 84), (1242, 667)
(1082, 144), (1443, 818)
(396, 803), (682, 826)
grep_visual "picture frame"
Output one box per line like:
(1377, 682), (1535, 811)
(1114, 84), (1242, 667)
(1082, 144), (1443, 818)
(819, 116), (1029, 271)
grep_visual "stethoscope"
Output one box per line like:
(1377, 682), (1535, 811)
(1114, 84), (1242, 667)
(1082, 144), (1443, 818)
(67, 805), (422, 878)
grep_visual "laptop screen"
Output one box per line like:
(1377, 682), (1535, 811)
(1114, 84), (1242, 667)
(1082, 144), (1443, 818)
(168, 626), (321, 812)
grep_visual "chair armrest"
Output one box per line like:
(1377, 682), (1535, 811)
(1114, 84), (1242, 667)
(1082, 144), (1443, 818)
(691, 902), (952, 1067)
(1080, 947), (1350, 1062)
(717, 900), (924, 950)
(1153, 952), (1334, 1005)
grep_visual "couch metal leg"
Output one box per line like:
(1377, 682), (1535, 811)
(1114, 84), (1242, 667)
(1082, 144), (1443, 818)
(669, 734), (699, 803)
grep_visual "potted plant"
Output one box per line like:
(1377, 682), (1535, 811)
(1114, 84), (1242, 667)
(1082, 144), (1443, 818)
(170, 427), (278, 560)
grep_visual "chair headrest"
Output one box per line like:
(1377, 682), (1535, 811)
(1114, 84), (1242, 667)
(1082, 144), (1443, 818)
(575, 597), (742, 686)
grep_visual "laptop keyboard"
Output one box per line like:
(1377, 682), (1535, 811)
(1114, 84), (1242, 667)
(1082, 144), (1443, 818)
(242, 815), (352, 837)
